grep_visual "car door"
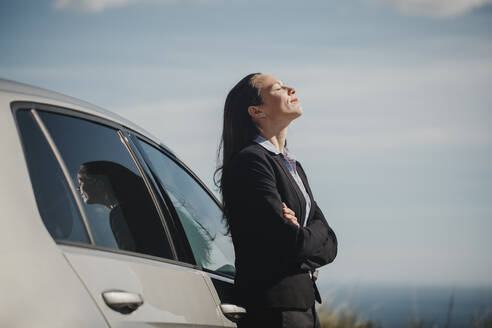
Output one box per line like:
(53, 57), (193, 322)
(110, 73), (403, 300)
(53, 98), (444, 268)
(14, 104), (225, 328)
(132, 135), (244, 327)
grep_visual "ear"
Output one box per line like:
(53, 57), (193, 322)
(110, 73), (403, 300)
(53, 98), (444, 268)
(248, 105), (265, 119)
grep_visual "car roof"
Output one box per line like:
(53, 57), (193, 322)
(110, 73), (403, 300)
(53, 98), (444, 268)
(0, 78), (176, 156)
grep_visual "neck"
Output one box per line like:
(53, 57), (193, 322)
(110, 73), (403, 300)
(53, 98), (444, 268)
(258, 126), (288, 153)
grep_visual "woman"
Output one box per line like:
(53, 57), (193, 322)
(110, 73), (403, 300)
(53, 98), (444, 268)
(216, 73), (338, 328)
(77, 161), (169, 257)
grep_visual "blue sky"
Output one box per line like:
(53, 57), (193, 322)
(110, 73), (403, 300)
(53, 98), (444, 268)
(1, 0), (491, 287)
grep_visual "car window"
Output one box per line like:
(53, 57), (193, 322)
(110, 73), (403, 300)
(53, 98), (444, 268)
(136, 139), (235, 276)
(15, 110), (90, 244)
(37, 110), (174, 260)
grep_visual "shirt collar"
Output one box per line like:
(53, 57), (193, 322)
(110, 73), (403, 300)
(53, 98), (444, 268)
(253, 135), (296, 160)
(254, 135), (281, 155)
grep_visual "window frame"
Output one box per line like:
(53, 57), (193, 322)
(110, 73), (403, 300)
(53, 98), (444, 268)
(130, 133), (235, 279)
(12, 107), (94, 244)
(10, 101), (201, 270)
(124, 131), (197, 265)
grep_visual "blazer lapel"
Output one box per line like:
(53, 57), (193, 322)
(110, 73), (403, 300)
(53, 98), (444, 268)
(272, 155), (307, 226)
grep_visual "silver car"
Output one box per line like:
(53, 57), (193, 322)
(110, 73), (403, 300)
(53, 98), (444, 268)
(0, 79), (244, 327)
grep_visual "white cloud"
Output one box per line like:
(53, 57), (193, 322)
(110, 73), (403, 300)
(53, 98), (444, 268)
(53, 0), (178, 12)
(368, 0), (492, 17)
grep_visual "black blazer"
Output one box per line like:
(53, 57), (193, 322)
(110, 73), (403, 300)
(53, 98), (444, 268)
(223, 142), (338, 310)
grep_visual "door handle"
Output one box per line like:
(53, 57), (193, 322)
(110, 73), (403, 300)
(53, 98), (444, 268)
(102, 290), (144, 314)
(220, 303), (247, 323)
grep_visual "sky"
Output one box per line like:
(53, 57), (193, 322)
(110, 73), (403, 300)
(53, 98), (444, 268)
(1, 0), (491, 288)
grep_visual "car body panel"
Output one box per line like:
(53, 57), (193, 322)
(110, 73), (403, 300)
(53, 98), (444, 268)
(0, 88), (108, 327)
(0, 79), (238, 327)
(61, 245), (225, 327)
(202, 273), (237, 328)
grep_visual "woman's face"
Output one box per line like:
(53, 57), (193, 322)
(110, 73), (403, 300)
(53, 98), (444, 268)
(252, 74), (303, 123)
(77, 173), (108, 205)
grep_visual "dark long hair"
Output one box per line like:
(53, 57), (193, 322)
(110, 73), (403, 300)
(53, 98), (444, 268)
(214, 73), (263, 228)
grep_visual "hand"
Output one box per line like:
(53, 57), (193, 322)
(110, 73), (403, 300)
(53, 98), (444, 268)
(282, 202), (299, 227)
(312, 269), (319, 281)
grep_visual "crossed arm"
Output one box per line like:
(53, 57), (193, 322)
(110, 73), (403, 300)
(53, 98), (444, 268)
(228, 151), (337, 270)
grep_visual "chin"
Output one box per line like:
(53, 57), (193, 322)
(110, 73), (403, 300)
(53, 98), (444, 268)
(289, 112), (302, 122)
(293, 106), (303, 118)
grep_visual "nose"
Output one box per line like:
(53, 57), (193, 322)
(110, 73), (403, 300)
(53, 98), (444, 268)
(287, 86), (296, 95)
